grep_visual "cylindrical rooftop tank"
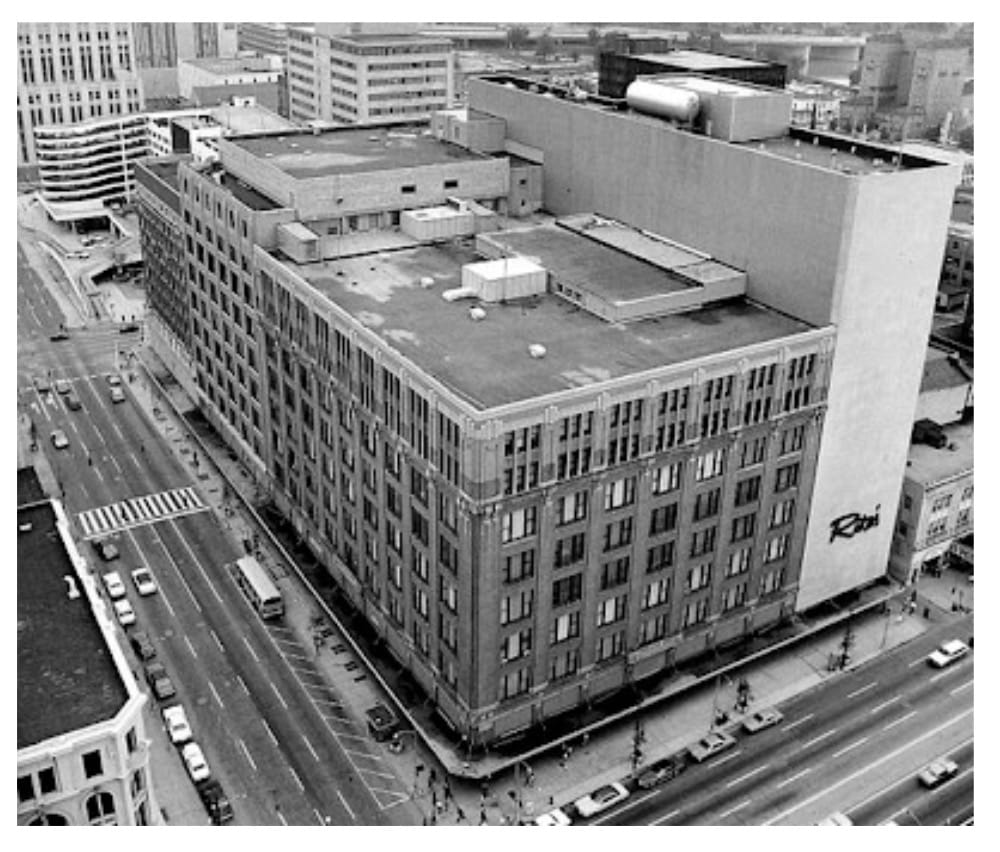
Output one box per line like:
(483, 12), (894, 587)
(626, 80), (701, 123)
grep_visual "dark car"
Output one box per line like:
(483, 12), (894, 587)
(49, 330), (70, 342)
(196, 779), (234, 825)
(366, 702), (400, 742)
(65, 391), (82, 411)
(93, 538), (120, 561)
(636, 754), (688, 789)
(120, 322), (141, 334)
(130, 631), (157, 661)
(143, 661), (176, 700)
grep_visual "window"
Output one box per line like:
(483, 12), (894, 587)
(931, 493), (953, 513)
(600, 556), (630, 590)
(764, 533), (789, 563)
(604, 476), (636, 511)
(780, 424), (805, 456)
(125, 727), (138, 754)
(639, 612), (670, 645)
(603, 517), (634, 551)
(597, 594), (628, 627)
(739, 435), (767, 468)
(411, 508), (429, 546)
(439, 576), (458, 612)
(646, 540), (675, 573)
(499, 667), (532, 700)
(682, 598), (710, 629)
(556, 491), (588, 525)
(760, 568), (784, 596)
(734, 476), (761, 507)
(652, 461), (683, 495)
(775, 462), (800, 493)
(17, 775), (34, 803)
(770, 498), (795, 528)
(83, 749), (103, 779)
(554, 532), (586, 568)
(501, 506), (538, 543)
(721, 582), (748, 612)
(596, 630), (626, 661)
(694, 448), (725, 482)
(550, 649), (581, 680)
(504, 549), (536, 583)
(85, 791), (116, 825)
(401, 184), (417, 194)
(686, 562), (712, 593)
(727, 545), (753, 577)
(552, 573), (583, 608)
(500, 589), (534, 625)
(693, 488), (721, 522)
(689, 525), (717, 558)
(649, 502), (678, 536)
(551, 610), (581, 644)
(642, 576), (670, 610)
(731, 512), (757, 543)
(500, 628), (533, 663)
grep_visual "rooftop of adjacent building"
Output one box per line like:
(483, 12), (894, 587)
(906, 419), (973, 487)
(180, 56), (280, 76)
(228, 125), (489, 180)
(632, 49), (773, 70)
(281, 226), (816, 410)
(17, 470), (127, 750)
(920, 345), (973, 395)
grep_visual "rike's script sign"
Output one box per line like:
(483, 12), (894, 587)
(829, 505), (880, 543)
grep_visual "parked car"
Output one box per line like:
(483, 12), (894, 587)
(533, 807), (572, 826)
(102, 571), (127, 599)
(49, 330), (70, 342)
(688, 731), (737, 763)
(129, 631), (157, 661)
(120, 322), (140, 334)
(131, 567), (158, 596)
(366, 702), (400, 742)
(743, 707), (784, 734)
(94, 538), (120, 561)
(54, 379), (71, 394)
(50, 429), (69, 450)
(106, 373), (122, 386)
(927, 639), (970, 668)
(113, 598), (136, 627)
(918, 758), (959, 788)
(65, 391), (82, 411)
(637, 755), (688, 789)
(182, 742), (211, 783)
(163, 705), (193, 745)
(143, 661), (176, 700)
(196, 779), (233, 824)
(573, 782), (629, 818)
(110, 386), (126, 404)
(34, 375), (51, 393)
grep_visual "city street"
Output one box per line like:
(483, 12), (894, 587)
(18, 254), (419, 826)
(591, 619), (973, 826)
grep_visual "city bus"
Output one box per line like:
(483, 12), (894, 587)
(233, 556), (284, 619)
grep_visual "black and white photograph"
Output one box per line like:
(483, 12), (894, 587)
(15, 9), (977, 832)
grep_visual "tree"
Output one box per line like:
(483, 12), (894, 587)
(957, 126), (974, 152)
(839, 623), (856, 670)
(506, 25), (530, 51)
(587, 26), (601, 47)
(535, 32), (556, 60)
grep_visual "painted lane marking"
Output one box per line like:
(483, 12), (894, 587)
(846, 681), (878, 700)
(238, 738), (257, 771)
(783, 713), (814, 732)
(719, 799), (753, 820)
(725, 764), (770, 788)
(870, 695), (901, 715)
(883, 710), (918, 731)
(831, 736), (869, 760)
(775, 767), (811, 790)
(801, 729), (837, 750)
(706, 749), (742, 770)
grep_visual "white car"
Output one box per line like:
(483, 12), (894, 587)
(743, 707), (784, 734)
(110, 386), (126, 404)
(103, 571), (127, 600)
(688, 731), (737, 763)
(817, 812), (853, 826)
(113, 598), (136, 627)
(131, 567), (158, 596)
(927, 639), (970, 668)
(534, 807), (572, 826)
(573, 782), (629, 818)
(163, 705), (193, 745)
(182, 742), (211, 783)
(918, 758), (959, 788)
(50, 429), (70, 450)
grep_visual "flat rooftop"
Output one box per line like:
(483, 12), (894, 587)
(288, 241), (814, 410)
(182, 57), (278, 75)
(907, 420), (974, 487)
(18, 466), (45, 506)
(635, 50), (771, 70)
(229, 127), (488, 180)
(17, 501), (128, 749)
(220, 170), (280, 210)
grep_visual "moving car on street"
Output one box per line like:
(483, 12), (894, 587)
(94, 538), (120, 561)
(918, 758), (959, 788)
(102, 571), (127, 599)
(107, 373), (122, 386)
(50, 429), (69, 449)
(131, 567), (158, 596)
(927, 639), (970, 668)
(110, 386), (126, 404)
(573, 782), (629, 818)
(688, 731), (737, 763)
(743, 707), (784, 734)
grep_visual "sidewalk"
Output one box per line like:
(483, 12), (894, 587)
(126, 345), (957, 827)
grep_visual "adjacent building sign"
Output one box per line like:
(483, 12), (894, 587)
(829, 505), (880, 543)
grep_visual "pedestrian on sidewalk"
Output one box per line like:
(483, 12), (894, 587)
(456, 806), (466, 823)
(479, 807), (488, 826)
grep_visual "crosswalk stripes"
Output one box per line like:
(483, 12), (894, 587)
(77, 486), (209, 539)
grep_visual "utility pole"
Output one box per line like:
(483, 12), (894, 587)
(630, 717), (646, 771)
(839, 622), (856, 670)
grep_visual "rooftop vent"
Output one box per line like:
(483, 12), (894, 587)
(18, 522), (32, 533)
(419, 276), (435, 288)
(64, 575), (80, 600)
(528, 343), (547, 359)
(469, 306), (486, 321)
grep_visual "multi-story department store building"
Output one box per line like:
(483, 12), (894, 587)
(137, 74), (958, 745)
